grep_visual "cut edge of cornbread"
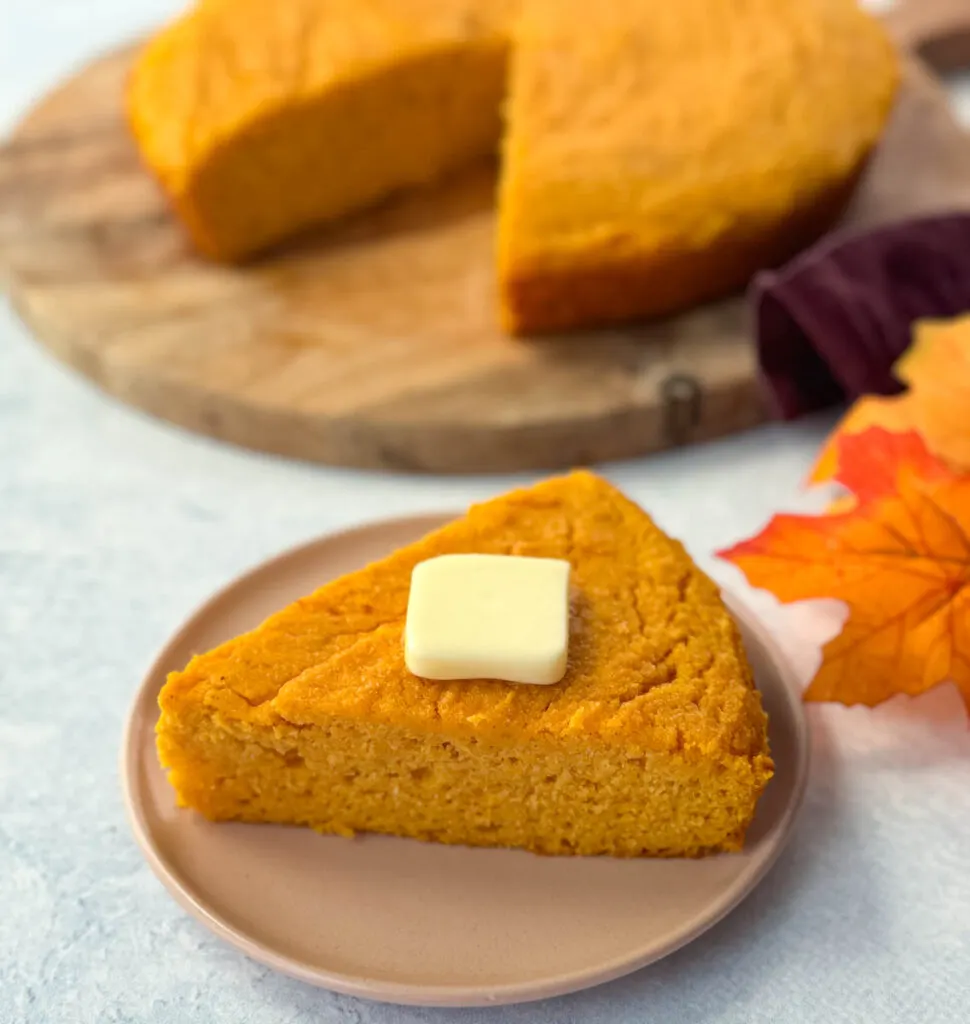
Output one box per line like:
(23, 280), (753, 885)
(159, 709), (772, 858)
(156, 470), (774, 858)
(126, 2), (510, 261)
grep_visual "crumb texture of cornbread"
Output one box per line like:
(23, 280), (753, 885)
(496, 0), (899, 333)
(158, 471), (773, 857)
(127, 0), (512, 260)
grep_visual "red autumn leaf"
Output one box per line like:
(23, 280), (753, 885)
(809, 394), (917, 487)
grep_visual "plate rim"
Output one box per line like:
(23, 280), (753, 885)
(120, 512), (810, 1008)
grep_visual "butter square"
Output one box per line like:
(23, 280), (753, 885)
(404, 554), (571, 685)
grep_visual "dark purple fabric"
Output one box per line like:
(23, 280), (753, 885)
(751, 213), (970, 419)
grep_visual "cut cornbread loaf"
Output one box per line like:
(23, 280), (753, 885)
(127, 0), (513, 260)
(128, 0), (897, 333)
(157, 471), (773, 857)
(496, 0), (899, 333)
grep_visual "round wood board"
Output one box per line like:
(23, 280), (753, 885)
(1, 4), (970, 473)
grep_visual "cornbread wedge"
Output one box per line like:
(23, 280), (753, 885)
(157, 471), (773, 857)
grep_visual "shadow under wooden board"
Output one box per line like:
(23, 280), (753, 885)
(1, 3), (969, 473)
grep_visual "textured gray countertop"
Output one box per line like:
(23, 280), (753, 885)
(2, 2), (969, 1022)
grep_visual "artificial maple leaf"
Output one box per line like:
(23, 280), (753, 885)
(809, 394), (916, 486)
(809, 315), (970, 486)
(720, 427), (970, 712)
(895, 315), (970, 471)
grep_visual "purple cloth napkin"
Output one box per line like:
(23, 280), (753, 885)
(752, 213), (970, 419)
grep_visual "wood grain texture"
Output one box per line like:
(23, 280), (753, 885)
(1, 16), (969, 472)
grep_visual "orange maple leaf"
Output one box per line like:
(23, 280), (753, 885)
(809, 314), (970, 486)
(895, 316), (970, 470)
(720, 428), (970, 712)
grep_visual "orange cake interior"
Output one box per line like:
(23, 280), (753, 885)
(128, 0), (513, 261)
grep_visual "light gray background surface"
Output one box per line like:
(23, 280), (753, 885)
(2, 2), (969, 1021)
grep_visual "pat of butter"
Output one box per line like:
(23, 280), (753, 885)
(404, 554), (571, 685)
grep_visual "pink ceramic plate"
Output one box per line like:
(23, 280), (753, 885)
(121, 514), (809, 1007)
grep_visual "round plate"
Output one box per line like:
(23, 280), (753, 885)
(121, 514), (809, 1007)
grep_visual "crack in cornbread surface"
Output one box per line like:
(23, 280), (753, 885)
(158, 471), (773, 856)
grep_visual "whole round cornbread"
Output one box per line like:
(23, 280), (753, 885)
(157, 472), (773, 857)
(128, 0), (898, 334)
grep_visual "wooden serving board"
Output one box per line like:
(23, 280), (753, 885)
(1, 2), (969, 473)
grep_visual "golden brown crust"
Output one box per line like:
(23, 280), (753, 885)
(500, 162), (869, 335)
(159, 470), (768, 756)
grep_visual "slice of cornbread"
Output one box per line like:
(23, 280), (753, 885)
(158, 471), (773, 857)
(496, 0), (899, 333)
(127, 0), (513, 260)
